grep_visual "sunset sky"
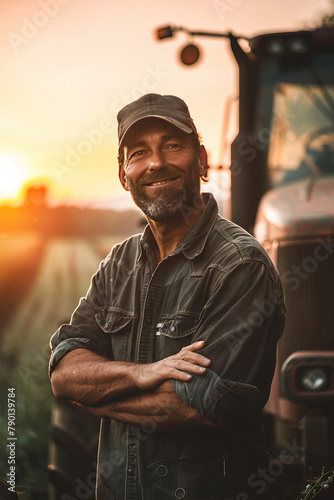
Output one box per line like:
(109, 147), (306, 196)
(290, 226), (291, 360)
(0, 0), (331, 207)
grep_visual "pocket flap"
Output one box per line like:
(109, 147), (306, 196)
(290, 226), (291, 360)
(156, 314), (199, 339)
(96, 308), (133, 334)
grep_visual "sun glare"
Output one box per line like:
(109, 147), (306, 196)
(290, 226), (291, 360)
(0, 152), (32, 203)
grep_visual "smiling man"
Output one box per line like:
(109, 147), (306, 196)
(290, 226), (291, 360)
(49, 93), (285, 500)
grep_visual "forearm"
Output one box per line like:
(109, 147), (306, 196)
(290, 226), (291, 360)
(51, 341), (211, 407)
(51, 349), (140, 406)
(87, 380), (215, 431)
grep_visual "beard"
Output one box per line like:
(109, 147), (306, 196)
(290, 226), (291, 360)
(126, 167), (202, 223)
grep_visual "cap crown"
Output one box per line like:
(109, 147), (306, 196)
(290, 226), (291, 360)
(117, 93), (197, 148)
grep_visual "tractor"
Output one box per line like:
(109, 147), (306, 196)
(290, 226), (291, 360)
(156, 23), (334, 498)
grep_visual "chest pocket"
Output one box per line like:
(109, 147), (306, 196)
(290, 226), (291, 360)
(95, 308), (133, 361)
(155, 314), (199, 359)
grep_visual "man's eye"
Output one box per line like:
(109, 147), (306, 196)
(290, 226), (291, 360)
(129, 150), (146, 161)
(165, 143), (182, 151)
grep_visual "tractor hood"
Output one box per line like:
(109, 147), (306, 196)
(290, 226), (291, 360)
(254, 175), (334, 243)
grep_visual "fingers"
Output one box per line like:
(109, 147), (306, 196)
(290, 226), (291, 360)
(178, 352), (211, 369)
(135, 341), (212, 390)
(170, 359), (209, 375)
(177, 342), (211, 368)
(160, 351), (211, 383)
(182, 340), (206, 352)
(167, 341), (211, 382)
(158, 365), (199, 383)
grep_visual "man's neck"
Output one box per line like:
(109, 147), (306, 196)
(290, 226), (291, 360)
(147, 197), (205, 265)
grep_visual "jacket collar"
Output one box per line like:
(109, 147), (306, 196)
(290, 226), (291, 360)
(140, 193), (218, 261)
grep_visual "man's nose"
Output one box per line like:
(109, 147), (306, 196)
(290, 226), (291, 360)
(147, 149), (165, 170)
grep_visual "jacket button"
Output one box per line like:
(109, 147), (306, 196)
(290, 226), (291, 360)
(170, 325), (176, 333)
(156, 464), (168, 477)
(127, 466), (134, 475)
(175, 488), (186, 499)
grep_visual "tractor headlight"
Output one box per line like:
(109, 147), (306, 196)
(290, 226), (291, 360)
(300, 367), (328, 391)
(281, 351), (334, 403)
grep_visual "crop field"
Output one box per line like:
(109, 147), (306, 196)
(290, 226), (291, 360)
(0, 231), (131, 499)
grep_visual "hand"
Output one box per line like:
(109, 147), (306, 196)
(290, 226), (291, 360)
(135, 341), (211, 391)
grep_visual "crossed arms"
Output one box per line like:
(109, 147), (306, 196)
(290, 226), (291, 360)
(50, 257), (285, 431)
(50, 340), (215, 430)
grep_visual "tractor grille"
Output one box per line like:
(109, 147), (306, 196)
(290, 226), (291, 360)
(277, 236), (334, 369)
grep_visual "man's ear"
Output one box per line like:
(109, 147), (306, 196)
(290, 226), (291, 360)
(118, 163), (130, 191)
(199, 145), (208, 177)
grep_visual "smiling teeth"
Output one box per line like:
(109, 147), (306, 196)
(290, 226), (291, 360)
(150, 178), (175, 186)
(151, 180), (167, 186)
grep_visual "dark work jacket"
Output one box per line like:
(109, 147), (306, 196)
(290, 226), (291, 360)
(49, 193), (286, 500)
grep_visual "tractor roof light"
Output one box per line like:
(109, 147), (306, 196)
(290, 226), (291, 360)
(268, 39), (285, 55)
(289, 37), (308, 53)
(266, 36), (309, 55)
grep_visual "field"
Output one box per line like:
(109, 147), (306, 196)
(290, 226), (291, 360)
(0, 231), (132, 499)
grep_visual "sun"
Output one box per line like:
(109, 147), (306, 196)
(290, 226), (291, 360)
(0, 152), (31, 203)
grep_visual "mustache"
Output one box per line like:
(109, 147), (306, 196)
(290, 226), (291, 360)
(138, 169), (181, 186)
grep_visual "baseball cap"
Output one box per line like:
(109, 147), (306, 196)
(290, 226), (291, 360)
(117, 93), (198, 148)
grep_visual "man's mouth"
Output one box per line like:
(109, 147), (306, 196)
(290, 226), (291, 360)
(146, 177), (179, 187)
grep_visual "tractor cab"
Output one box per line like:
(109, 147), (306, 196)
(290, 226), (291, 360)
(230, 27), (334, 233)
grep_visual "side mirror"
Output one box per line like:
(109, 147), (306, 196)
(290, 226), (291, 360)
(180, 44), (201, 66)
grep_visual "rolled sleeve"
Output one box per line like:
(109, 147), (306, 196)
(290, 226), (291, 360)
(171, 259), (285, 427)
(171, 370), (259, 426)
(49, 336), (90, 377)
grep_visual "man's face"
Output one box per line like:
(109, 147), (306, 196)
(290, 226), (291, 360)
(119, 118), (207, 223)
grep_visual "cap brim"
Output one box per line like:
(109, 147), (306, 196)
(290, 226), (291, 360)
(119, 115), (194, 148)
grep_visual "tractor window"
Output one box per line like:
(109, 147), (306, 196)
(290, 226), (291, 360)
(268, 83), (334, 186)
